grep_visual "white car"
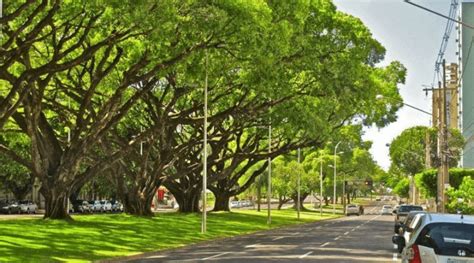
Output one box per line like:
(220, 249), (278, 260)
(101, 200), (112, 212)
(346, 204), (360, 216)
(381, 205), (392, 215)
(92, 200), (104, 212)
(230, 201), (241, 208)
(398, 213), (474, 263)
(18, 200), (37, 214)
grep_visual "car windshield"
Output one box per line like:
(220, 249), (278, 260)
(19, 201), (28, 204)
(348, 205), (357, 208)
(417, 223), (474, 257)
(398, 206), (423, 213)
(383, 205), (391, 209)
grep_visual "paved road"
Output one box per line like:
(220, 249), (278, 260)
(122, 205), (401, 263)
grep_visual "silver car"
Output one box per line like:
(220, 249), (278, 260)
(346, 204), (360, 216)
(18, 200), (37, 214)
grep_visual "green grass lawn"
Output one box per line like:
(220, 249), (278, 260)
(0, 209), (340, 262)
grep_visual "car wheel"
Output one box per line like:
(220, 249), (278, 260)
(26, 208), (30, 214)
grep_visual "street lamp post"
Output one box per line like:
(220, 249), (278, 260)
(320, 159), (323, 216)
(333, 141), (342, 215)
(201, 51), (209, 234)
(267, 124), (272, 225)
(297, 148), (301, 220)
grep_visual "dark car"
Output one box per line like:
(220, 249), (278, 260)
(0, 200), (21, 214)
(70, 200), (90, 213)
(394, 205), (423, 232)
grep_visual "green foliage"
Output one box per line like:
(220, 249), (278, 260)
(446, 176), (474, 214)
(389, 126), (464, 177)
(393, 177), (410, 198)
(415, 168), (474, 198)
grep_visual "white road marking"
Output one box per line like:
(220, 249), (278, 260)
(321, 242), (330, 247)
(392, 253), (398, 261)
(245, 243), (260, 248)
(201, 252), (230, 260)
(299, 251), (313, 259)
(344, 231), (349, 235)
(356, 225), (361, 229)
(334, 236), (341, 240)
(273, 236), (285, 241)
(351, 228), (356, 232)
(316, 226), (322, 229)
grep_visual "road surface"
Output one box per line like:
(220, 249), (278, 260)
(121, 205), (400, 263)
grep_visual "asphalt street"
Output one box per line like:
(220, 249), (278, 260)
(121, 205), (401, 263)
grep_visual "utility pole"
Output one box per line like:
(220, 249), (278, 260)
(440, 59), (450, 213)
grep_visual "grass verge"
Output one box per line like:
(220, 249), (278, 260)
(0, 209), (340, 262)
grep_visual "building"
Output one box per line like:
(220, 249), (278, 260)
(461, 1), (474, 168)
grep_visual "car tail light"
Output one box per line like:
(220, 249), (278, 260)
(407, 244), (421, 263)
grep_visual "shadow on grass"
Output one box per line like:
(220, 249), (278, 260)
(0, 210), (339, 262)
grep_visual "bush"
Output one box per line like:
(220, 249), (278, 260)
(446, 176), (474, 214)
(414, 168), (474, 198)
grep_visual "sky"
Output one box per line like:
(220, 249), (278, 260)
(333, 0), (458, 170)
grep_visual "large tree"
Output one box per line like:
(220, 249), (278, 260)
(1, 0), (266, 219)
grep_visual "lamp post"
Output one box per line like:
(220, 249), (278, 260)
(333, 141), (342, 215)
(267, 124), (272, 225)
(320, 159), (323, 216)
(297, 148), (301, 220)
(201, 51), (208, 234)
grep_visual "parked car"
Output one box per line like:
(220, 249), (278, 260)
(397, 213), (474, 262)
(394, 205), (423, 228)
(392, 211), (427, 253)
(18, 200), (37, 214)
(381, 205), (392, 215)
(92, 200), (104, 212)
(101, 200), (112, 212)
(230, 201), (241, 208)
(70, 200), (90, 213)
(0, 200), (21, 214)
(111, 200), (123, 212)
(346, 204), (360, 216)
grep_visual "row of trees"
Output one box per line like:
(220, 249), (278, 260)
(1, 0), (405, 219)
(384, 125), (472, 213)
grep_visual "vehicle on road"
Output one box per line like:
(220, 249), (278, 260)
(394, 205), (423, 230)
(392, 211), (427, 253)
(397, 213), (474, 263)
(381, 205), (392, 215)
(346, 204), (360, 216)
(18, 200), (37, 214)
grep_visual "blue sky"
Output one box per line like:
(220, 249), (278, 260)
(333, 0), (458, 169)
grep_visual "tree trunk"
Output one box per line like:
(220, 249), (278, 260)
(173, 189), (200, 213)
(212, 192), (230, 211)
(257, 185), (261, 212)
(278, 195), (284, 210)
(324, 196), (329, 206)
(123, 193), (154, 217)
(42, 187), (71, 220)
(292, 193), (309, 211)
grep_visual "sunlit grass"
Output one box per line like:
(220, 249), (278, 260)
(0, 209), (341, 262)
